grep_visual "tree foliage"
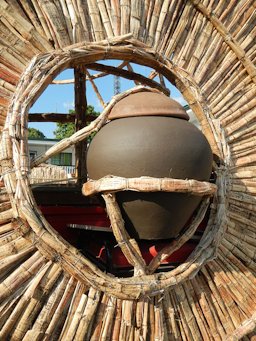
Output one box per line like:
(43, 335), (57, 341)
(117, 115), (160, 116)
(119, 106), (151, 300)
(53, 105), (100, 140)
(28, 127), (45, 139)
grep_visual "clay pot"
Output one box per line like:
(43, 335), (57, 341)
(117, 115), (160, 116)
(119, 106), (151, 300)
(87, 92), (213, 240)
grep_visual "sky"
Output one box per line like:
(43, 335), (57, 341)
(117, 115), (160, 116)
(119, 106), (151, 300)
(29, 61), (187, 138)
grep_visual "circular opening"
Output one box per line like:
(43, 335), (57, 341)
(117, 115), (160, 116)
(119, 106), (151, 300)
(4, 40), (223, 297)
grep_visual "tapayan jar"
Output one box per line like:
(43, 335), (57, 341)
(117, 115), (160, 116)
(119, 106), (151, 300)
(87, 91), (213, 240)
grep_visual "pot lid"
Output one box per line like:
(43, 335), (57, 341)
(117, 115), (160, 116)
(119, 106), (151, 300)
(109, 91), (189, 120)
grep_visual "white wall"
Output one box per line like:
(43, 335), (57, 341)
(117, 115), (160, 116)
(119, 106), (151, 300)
(28, 139), (75, 165)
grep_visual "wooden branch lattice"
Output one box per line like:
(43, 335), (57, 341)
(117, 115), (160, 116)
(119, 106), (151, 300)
(84, 175), (216, 276)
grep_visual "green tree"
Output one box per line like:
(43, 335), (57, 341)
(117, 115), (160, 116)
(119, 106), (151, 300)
(28, 127), (45, 139)
(53, 105), (100, 140)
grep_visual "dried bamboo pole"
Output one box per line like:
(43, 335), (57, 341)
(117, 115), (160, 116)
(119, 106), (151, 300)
(97, 0), (114, 37)
(218, 249), (256, 301)
(89, 294), (109, 340)
(29, 0), (53, 42)
(182, 281), (212, 340)
(222, 238), (256, 275)
(0, 230), (28, 248)
(0, 284), (28, 331)
(202, 59), (242, 102)
(87, 0), (105, 41)
(153, 0), (170, 49)
(44, 276), (77, 339)
(74, 288), (101, 340)
(85, 69), (105, 108)
(210, 72), (250, 110)
(0, 0), (52, 52)
(158, 0), (187, 54)
(98, 295), (117, 340)
(110, 299), (121, 340)
(171, 289), (192, 340)
(59, 0), (74, 43)
(180, 11), (205, 70)
(206, 260), (250, 328)
(0, 20), (39, 60)
(228, 0), (255, 37)
(200, 266), (236, 335)
(214, 257), (255, 316)
(0, 222), (14, 235)
(130, 0), (142, 39)
(174, 284), (203, 339)
(217, 89), (256, 124)
(39, 0), (71, 47)
(22, 274), (70, 340)
(9, 263), (63, 340)
(163, 292), (182, 340)
(103, 193), (147, 275)
(224, 234), (256, 265)
(59, 281), (86, 340)
(172, 6), (198, 66)
(226, 314), (256, 341)
(119, 300), (135, 340)
(147, 198), (210, 273)
(16, 0), (46, 38)
(190, 276), (224, 340)
(211, 80), (253, 119)
(0, 259), (52, 339)
(0, 237), (31, 260)
(83, 176), (217, 197)
(165, 2), (194, 58)
(62, 292), (88, 340)
(189, 0), (256, 83)
(0, 209), (14, 225)
(0, 246), (35, 280)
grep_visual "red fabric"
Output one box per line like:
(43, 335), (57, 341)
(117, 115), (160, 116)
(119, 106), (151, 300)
(40, 205), (208, 268)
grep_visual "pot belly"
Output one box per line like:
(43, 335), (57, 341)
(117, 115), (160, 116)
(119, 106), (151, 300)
(87, 116), (212, 239)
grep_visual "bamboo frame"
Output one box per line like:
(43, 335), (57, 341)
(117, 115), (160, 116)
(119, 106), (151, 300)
(0, 1), (255, 339)
(0, 38), (227, 300)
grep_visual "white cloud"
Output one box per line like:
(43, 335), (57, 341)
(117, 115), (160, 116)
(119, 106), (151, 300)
(63, 101), (74, 110)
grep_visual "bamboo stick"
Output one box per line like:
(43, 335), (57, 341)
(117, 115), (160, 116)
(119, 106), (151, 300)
(44, 276), (77, 340)
(103, 193), (147, 275)
(189, 0), (256, 84)
(0, 259), (51, 338)
(176, 284), (204, 339)
(22, 274), (70, 340)
(83, 176), (217, 197)
(74, 288), (101, 340)
(148, 198), (210, 273)
(59, 281), (86, 340)
(90, 294), (108, 340)
(10, 263), (63, 340)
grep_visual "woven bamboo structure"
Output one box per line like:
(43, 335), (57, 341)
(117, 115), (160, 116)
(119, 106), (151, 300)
(0, 0), (255, 340)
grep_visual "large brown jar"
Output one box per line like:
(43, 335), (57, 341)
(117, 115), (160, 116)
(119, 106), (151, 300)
(87, 92), (213, 240)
